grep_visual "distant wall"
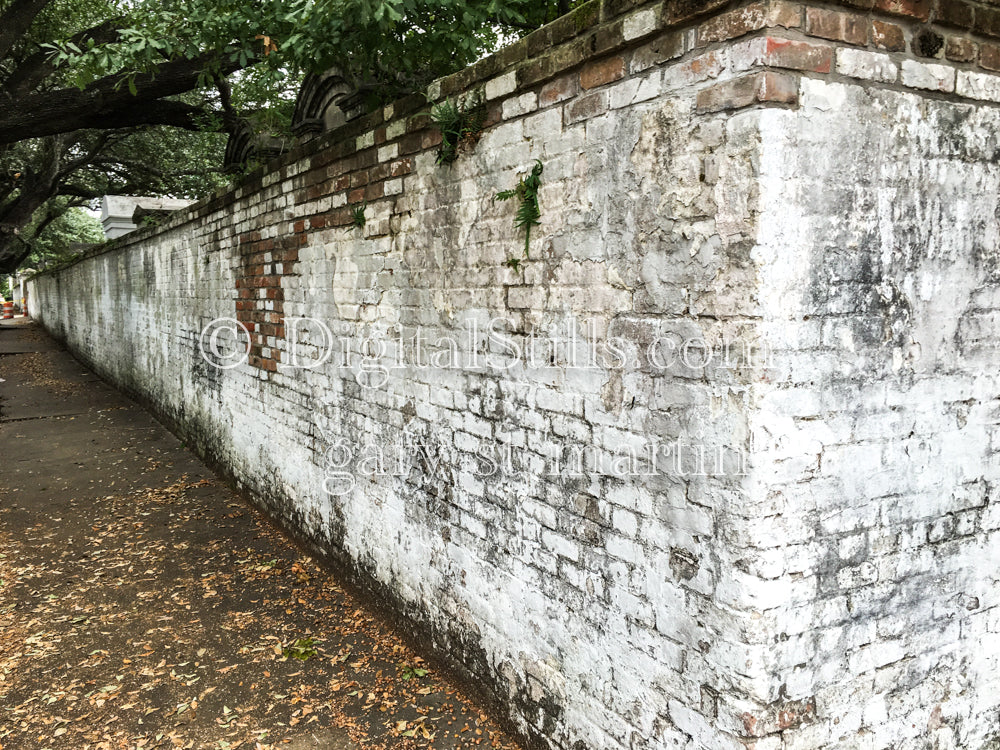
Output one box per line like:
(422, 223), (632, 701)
(29, 0), (1000, 747)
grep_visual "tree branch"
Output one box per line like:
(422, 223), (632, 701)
(215, 75), (240, 132)
(0, 0), (56, 62)
(55, 132), (111, 180)
(0, 53), (241, 143)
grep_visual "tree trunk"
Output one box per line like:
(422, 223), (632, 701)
(0, 136), (65, 273)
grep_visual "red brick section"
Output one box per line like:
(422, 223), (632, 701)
(937, 0), (973, 30)
(229, 142), (419, 375)
(580, 55), (626, 89)
(805, 7), (868, 44)
(540, 75), (580, 106)
(235, 233), (302, 373)
(764, 37), (833, 73)
(183, 0), (1000, 345)
(217, 0), (1000, 217)
(981, 43), (1000, 71)
(871, 19), (906, 50)
(695, 71), (798, 112)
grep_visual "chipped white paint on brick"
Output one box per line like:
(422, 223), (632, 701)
(752, 77), (1000, 749)
(501, 91), (538, 119)
(623, 8), (659, 41)
(836, 48), (899, 83)
(901, 59), (956, 93)
(485, 71), (518, 100)
(957, 69), (1000, 102)
(27, 42), (1000, 750)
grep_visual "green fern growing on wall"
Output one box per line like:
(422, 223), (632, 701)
(495, 160), (543, 271)
(430, 95), (486, 165)
(351, 202), (367, 230)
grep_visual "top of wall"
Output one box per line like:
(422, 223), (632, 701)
(33, 0), (1000, 276)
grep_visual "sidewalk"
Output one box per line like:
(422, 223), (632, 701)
(0, 320), (521, 750)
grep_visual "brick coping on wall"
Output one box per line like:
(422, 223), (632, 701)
(29, 0), (1000, 283)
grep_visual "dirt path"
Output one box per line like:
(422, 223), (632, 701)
(0, 319), (522, 750)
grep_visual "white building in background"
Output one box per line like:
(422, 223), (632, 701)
(6, 271), (31, 310)
(100, 195), (195, 239)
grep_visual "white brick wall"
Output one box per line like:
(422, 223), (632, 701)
(27, 23), (1000, 750)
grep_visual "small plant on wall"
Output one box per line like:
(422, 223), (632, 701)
(495, 160), (543, 272)
(351, 202), (367, 230)
(430, 94), (486, 165)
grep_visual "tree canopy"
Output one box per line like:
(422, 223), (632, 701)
(0, 0), (578, 273)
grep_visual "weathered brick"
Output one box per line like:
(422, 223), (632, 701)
(547, 0), (600, 44)
(502, 92), (539, 120)
(518, 55), (555, 88)
(936, 0), (974, 30)
(524, 26), (551, 58)
(592, 20), (626, 56)
(957, 69), (1000, 101)
(663, 0), (730, 25)
(493, 36), (527, 70)
(631, 30), (686, 73)
(540, 75), (581, 107)
(900, 58), (956, 91)
(982, 7), (1000, 39)
(566, 90), (609, 123)
(697, 2), (767, 44)
(874, 0), (931, 21)
(406, 113), (432, 133)
(729, 36), (833, 73)
(623, 8), (660, 41)
(768, 1), (803, 28)
(485, 71), (517, 100)
(549, 37), (594, 76)
(389, 158), (412, 177)
(662, 51), (724, 90)
(980, 43), (1000, 71)
(836, 48), (899, 82)
(695, 71), (799, 112)
(764, 37), (834, 73)
(580, 55), (626, 89)
(871, 20), (906, 51)
(804, 7), (868, 45)
(914, 28), (945, 57)
(946, 36), (977, 62)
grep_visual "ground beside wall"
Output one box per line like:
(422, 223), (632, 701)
(28, 0), (1000, 747)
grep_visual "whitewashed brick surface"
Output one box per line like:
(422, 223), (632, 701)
(901, 59), (956, 93)
(27, 38), (1000, 750)
(836, 48), (899, 83)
